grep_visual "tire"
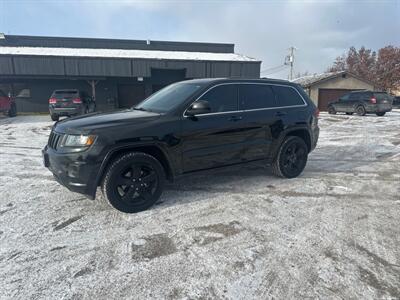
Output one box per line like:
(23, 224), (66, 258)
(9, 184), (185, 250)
(356, 105), (366, 116)
(50, 114), (59, 121)
(376, 112), (386, 116)
(345, 112), (353, 115)
(328, 106), (336, 114)
(8, 102), (17, 117)
(271, 136), (308, 179)
(101, 152), (165, 213)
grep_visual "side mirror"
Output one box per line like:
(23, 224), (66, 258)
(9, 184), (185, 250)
(186, 100), (211, 116)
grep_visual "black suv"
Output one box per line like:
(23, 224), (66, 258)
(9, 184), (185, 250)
(327, 90), (392, 116)
(43, 79), (319, 213)
(49, 89), (96, 121)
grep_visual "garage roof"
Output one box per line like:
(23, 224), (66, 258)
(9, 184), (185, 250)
(292, 71), (347, 87)
(292, 71), (374, 88)
(0, 46), (257, 62)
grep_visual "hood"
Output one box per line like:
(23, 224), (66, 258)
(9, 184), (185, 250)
(54, 109), (161, 134)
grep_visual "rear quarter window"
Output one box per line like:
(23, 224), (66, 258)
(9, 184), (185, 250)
(273, 86), (305, 107)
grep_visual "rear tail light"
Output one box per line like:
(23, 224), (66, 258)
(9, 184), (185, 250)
(370, 97), (377, 104)
(72, 98), (82, 104)
(314, 108), (320, 118)
(49, 98), (57, 104)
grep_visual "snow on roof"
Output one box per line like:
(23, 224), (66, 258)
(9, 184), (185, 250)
(292, 71), (346, 87)
(0, 46), (258, 62)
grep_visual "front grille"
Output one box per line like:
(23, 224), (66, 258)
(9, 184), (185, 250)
(48, 131), (64, 150)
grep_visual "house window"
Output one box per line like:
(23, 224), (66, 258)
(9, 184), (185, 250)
(16, 88), (31, 98)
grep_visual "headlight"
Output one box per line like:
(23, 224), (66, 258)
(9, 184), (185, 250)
(62, 134), (96, 147)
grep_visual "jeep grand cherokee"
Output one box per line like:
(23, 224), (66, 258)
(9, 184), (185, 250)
(43, 78), (320, 213)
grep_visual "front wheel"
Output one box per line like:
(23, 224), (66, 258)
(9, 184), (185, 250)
(8, 103), (17, 117)
(271, 136), (308, 178)
(328, 106), (336, 114)
(376, 112), (386, 116)
(101, 152), (165, 213)
(50, 114), (59, 121)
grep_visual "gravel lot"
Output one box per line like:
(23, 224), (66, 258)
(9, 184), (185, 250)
(1, 112), (399, 299)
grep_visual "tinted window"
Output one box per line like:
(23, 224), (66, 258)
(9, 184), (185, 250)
(137, 82), (201, 113)
(239, 84), (276, 109)
(374, 92), (391, 102)
(349, 93), (362, 100)
(273, 86), (304, 106)
(53, 90), (79, 99)
(199, 84), (237, 113)
(341, 94), (350, 101)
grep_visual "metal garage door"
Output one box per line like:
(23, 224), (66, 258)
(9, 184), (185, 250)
(318, 89), (354, 111)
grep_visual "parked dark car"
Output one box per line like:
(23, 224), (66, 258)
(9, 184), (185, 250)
(327, 90), (392, 116)
(49, 89), (95, 121)
(393, 96), (400, 108)
(0, 89), (16, 117)
(43, 79), (320, 213)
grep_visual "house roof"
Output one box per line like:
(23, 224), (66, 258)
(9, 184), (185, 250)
(292, 71), (348, 87)
(0, 46), (258, 62)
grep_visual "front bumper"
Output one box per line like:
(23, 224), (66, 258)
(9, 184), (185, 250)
(42, 145), (101, 199)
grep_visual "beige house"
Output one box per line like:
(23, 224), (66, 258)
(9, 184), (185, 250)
(292, 71), (375, 111)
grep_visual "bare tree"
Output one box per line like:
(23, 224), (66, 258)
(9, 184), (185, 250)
(327, 45), (400, 92)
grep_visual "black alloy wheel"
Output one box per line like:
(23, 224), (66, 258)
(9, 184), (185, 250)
(356, 106), (366, 116)
(101, 152), (165, 213)
(272, 136), (308, 178)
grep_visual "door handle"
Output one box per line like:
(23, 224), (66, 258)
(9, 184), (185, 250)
(228, 116), (243, 122)
(275, 111), (287, 117)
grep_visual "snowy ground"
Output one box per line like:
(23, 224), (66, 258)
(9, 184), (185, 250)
(1, 112), (399, 299)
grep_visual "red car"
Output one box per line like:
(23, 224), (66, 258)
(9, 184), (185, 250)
(0, 89), (17, 117)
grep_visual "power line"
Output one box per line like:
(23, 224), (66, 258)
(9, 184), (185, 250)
(260, 64), (287, 74)
(261, 65), (289, 76)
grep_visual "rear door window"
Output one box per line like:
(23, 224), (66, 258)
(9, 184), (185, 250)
(198, 84), (238, 113)
(239, 84), (276, 110)
(272, 85), (305, 106)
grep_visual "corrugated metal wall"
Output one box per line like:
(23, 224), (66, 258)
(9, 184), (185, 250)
(0, 55), (261, 78)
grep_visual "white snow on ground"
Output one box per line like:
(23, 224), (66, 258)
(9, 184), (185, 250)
(0, 112), (399, 299)
(0, 46), (258, 62)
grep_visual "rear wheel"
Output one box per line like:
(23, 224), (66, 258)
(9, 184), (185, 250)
(376, 112), (386, 116)
(271, 136), (308, 178)
(356, 105), (366, 116)
(101, 152), (165, 213)
(328, 106), (336, 114)
(8, 102), (17, 117)
(50, 114), (59, 121)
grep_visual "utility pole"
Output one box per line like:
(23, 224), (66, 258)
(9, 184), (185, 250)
(286, 46), (296, 80)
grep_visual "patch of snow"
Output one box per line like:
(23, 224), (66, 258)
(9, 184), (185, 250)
(0, 46), (258, 62)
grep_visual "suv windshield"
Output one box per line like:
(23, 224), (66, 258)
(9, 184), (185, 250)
(135, 82), (201, 113)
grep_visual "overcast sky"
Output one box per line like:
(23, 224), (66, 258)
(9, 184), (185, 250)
(1, 0), (399, 79)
